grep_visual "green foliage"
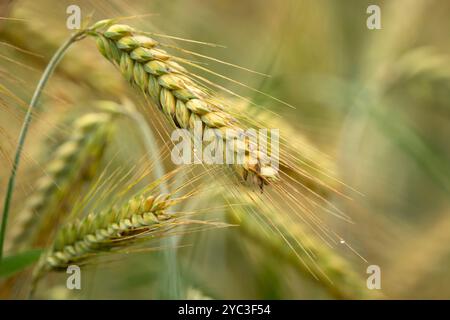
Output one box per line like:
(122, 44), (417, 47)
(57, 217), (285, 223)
(0, 249), (42, 278)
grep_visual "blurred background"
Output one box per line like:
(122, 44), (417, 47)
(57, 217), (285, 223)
(0, 0), (449, 299)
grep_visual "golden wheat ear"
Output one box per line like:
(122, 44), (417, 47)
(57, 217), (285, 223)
(89, 23), (278, 188)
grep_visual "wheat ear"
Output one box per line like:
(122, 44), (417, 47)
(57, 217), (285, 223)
(30, 191), (189, 297)
(39, 193), (178, 270)
(6, 112), (116, 252)
(226, 199), (378, 299)
(31, 182), (227, 297)
(90, 23), (278, 188)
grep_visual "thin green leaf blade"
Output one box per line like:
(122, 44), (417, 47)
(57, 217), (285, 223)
(0, 249), (42, 278)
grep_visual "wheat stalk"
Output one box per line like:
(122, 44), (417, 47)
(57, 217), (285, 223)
(89, 23), (278, 188)
(0, 19), (125, 96)
(6, 112), (116, 252)
(0, 28), (87, 260)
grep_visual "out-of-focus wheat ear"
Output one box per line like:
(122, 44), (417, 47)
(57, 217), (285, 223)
(226, 201), (382, 299)
(5, 112), (117, 253)
(91, 24), (278, 188)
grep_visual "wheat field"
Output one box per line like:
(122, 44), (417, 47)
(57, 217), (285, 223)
(0, 0), (449, 300)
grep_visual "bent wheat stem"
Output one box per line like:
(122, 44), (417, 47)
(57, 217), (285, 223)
(0, 30), (86, 260)
(98, 100), (180, 298)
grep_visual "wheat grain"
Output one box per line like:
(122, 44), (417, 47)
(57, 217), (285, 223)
(90, 23), (278, 188)
(6, 112), (116, 252)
